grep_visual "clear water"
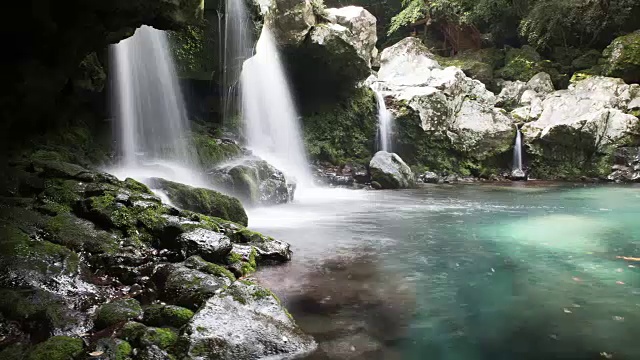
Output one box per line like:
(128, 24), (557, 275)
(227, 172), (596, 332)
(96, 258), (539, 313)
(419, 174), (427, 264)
(251, 184), (640, 360)
(109, 26), (204, 187)
(240, 27), (313, 185)
(372, 88), (394, 152)
(513, 128), (523, 171)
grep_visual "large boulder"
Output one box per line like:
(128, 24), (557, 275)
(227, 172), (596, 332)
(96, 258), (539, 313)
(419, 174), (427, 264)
(259, 0), (316, 46)
(208, 156), (296, 206)
(369, 151), (414, 189)
(372, 37), (514, 165)
(325, 6), (378, 68)
(601, 30), (640, 84)
(147, 178), (248, 226)
(182, 281), (316, 359)
(519, 76), (639, 179)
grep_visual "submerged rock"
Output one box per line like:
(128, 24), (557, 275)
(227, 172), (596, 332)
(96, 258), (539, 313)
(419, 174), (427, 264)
(208, 157), (296, 206)
(182, 281), (316, 359)
(148, 178), (248, 226)
(369, 151), (414, 189)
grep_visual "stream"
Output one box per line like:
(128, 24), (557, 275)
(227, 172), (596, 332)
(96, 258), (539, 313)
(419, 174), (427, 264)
(250, 184), (640, 360)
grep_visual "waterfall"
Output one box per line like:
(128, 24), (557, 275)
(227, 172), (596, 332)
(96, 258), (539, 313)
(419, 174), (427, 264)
(513, 127), (523, 171)
(372, 89), (394, 152)
(110, 26), (203, 186)
(240, 27), (312, 185)
(222, 0), (254, 127)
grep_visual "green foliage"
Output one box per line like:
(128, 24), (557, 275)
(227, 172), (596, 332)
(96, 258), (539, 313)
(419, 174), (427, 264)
(521, 0), (640, 50)
(169, 22), (211, 79)
(303, 87), (377, 165)
(143, 304), (195, 328)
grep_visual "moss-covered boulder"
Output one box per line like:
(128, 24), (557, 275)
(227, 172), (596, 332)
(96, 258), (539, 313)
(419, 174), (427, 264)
(601, 30), (640, 84)
(148, 178), (248, 226)
(436, 48), (505, 89)
(192, 133), (243, 170)
(208, 157), (296, 206)
(143, 304), (194, 328)
(91, 338), (133, 360)
(152, 263), (231, 310)
(27, 336), (83, 360)
(261, 0), (316, 46)
(95, 298), (143, 329)
(176, 228), (232, 263)
(369, 151), (414, 189)
(496, 45), (543, 82)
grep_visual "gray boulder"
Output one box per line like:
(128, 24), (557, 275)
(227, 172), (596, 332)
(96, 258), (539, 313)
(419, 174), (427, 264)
(177, 228), (232, 263)
(369, 151), (414, 189)
(208, 156), (296, 206)
(259, 0), (316, 46)
(182, 281), (316, 359)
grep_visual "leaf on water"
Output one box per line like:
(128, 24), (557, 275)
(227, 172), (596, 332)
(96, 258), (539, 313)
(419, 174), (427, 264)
(89, 351), (104, 357)
(617, 256), (640, 262)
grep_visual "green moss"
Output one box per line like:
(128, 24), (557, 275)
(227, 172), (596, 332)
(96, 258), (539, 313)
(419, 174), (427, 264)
(143, 304), (194, 328)
(115, 340), (132, 360)
(119, 321), (148, 343)
(192, 132), (242, 169)
(151, 178), (248, 226)
(240, 248), (258, 276)
(95, 298), (143, 329)
(141, 327), (178, 350)
(302, 87), (377, 165)
(40, 179), (83, 211)
(27, 336), (83, 360)
(196, 260), (235, 282)
(227, 252), (242, 264)
(601, 30), (640, 83)
(124, 178), (152, 194)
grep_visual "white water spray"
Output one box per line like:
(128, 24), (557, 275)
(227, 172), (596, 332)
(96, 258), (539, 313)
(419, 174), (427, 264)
(372, 89), (394, 152)
(110, 26), (204, 187)
(513, 127), (523, 171)
(240, 27), (312, 185)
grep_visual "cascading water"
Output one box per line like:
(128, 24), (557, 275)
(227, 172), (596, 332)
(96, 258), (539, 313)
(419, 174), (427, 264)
(372, 89), (394, 152)
(513, 127), (523, 171)
(221, 0), (254, 127)
(240, 27), (312, 185)
(109, 25), (203, 186)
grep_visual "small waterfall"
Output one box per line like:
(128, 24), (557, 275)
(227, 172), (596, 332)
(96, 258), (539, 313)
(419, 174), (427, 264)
(222, 0), (254, 127)
(372, 89), (394, 152)
(110, 26), (203, 186)
(240, 27), (312, 185)
(513, 127), (523, 171)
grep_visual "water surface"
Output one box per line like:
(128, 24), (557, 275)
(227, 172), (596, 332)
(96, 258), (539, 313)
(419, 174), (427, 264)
(250, 184), (640, 360)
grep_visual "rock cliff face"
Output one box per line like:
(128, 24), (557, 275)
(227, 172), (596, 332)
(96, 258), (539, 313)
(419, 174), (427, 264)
(368, 37), (516, 177)
(0, 0), (205, 135)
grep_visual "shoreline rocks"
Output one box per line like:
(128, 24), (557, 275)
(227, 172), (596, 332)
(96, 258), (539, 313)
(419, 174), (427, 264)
(369, 151), (414, 189)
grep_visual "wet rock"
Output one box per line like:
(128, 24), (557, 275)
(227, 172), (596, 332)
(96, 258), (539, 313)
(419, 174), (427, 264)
(369, 151), (414, 189)
(91, 338), (133, 360)
(510, 169), (527, 181)
(94, 298), (143, 330)
(176, 228), (232, 263)
(147, 178), (248, 226)
(182, 281), (316, 359)
(418, 171), (440, 184)
(136, 344), (172, 360)
(153, 264), (230, 310)
(208, 157), (296, 206)
(261, 0), (316, 46)
(183, 256), (236, 282)
(143, 304), (194, 328)
(601, 30), (640, 84)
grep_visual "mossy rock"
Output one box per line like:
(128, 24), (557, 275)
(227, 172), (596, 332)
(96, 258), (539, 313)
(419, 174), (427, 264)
(27, 336), (83, 360)
(496, 45), (542, 82)
(148, 178), (247, 226)
(143, 304), (194, 328)
(92, 338), (133, 360)
(601, 30), (640, 84)
(192, 132), (243, 169)
(153, 264), (229, 310)
(0, 344), (29, 360)
(140, 327), (178, 350)
(184, 255), (236, 282)
(301, 86), (377, 165)
(571, 49), (602, 70)
(436, 48), (504, 87)
(45, 213), (120, 254)
(95, 298), (143, 330)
